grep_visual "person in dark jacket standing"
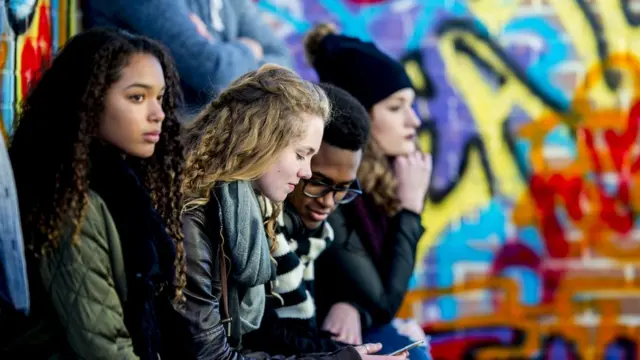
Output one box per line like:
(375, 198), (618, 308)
(175, 64), (401, 360)
(82, 0), (292, 112)
(242, 83), (371, 355)
(303, 24), (433, 360)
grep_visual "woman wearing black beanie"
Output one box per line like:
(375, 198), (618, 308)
(306, 24), (433, 360)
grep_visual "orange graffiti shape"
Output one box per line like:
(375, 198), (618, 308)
(515, 53), (640, 263)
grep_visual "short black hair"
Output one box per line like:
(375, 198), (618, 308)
(319, 82), (370, 151)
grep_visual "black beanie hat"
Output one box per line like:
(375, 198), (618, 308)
(305, 24), (413, 110)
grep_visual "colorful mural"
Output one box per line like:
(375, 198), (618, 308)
(3, 0), (640, 357)
(0, 0), (78, 139)
(258, 0), (640, 358)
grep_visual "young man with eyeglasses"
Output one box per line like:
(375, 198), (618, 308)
(243, 83), (374, 356)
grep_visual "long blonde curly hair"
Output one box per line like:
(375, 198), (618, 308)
(181, 64), (331, 250)
(304, 23), (402, 216)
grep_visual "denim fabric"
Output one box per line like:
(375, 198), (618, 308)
(0, 134), (29, 313)
(363, 321), (432, 360)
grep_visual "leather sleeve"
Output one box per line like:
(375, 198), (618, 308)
(177, 213), (241, 360)
(316, 208), (424, 328)
(177, 211), (362, 360)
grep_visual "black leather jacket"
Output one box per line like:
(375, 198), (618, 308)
(315, 203), (424, 330)
(169, 193), (362, 360)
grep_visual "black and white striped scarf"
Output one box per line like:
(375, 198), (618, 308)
(270, 211), (334, 320)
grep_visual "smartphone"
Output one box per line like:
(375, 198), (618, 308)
(387, 339), (426, 356)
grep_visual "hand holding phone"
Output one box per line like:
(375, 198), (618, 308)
(387, 339), (426, 356)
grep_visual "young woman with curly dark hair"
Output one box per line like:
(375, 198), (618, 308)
(3, 28), (186, 360)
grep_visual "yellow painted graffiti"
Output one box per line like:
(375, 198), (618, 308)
(406, 51), (640, 356)
(466, 0), (519, 35)
(416, 25), (550, 255)
(417, 137), (493, 254)
(405, 0), (640, 355)
(417, 0), (640, 263)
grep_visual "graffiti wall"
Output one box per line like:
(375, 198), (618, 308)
(2, 0), (640, 357)
(0, 0), (78, 139)
(258, 0), (640, 358)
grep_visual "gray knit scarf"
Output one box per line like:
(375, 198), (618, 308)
(217, 181), (275, 334)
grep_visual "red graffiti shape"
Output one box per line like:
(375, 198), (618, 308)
(20, 1), (52, 97)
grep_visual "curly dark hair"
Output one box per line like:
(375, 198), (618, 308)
(9, 27), (187, 302)
(318, 82), (370, 151)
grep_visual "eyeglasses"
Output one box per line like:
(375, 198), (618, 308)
(301, 178), (362, 204)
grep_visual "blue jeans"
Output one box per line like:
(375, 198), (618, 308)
(363, 323), (432, 360)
